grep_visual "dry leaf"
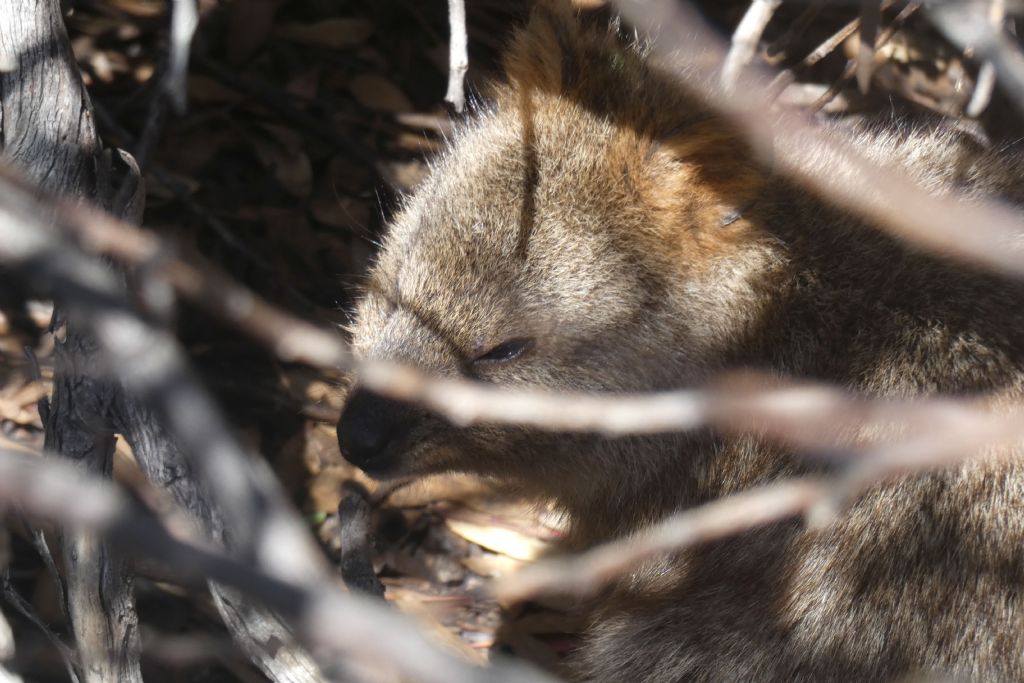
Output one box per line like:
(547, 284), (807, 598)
(0, 433), (37, 456)
(133, 62), (154, 83)
(461, 553), (525, 579)
(286, 67), (322, 99)
(450, 500), (565, 542)
(393, 131), (442, 155)
(497, 624), (562, 670)
(387, 474), (497, 508)
(228, 0), (283, 63)
(385, 586), (489, 665)
(303, 381), (343, 409)
(445, 518), (550, 562)
(187, 75), (243, 105)
(159, 128), (240, 175)
(108, 0), (165, 18)
(259, 122), (303, 150)
(349, 74), (412, 113)
(376, 159), (428, 191)
(145, 170), (200, 202)
(250, 129), (313, 197)
(308, 465), (379, 514)
(323, 154), (372, 194)
(27, 301), (53, 330)
(395, 111), (454, 135)
(275, 18), (373, 50)
(310, 191), (369, 230)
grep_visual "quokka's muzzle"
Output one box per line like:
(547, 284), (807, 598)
(336, 387), (423, 476)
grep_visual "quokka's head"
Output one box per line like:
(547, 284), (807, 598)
(337, 5), (772, 483)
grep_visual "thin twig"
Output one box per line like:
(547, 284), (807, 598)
(722, 0), (782, 90)
(811, 2), (921, 112)
(496, 479), (826, 602)
(767, 0), (899, 99)
(970, 61), (998, 117)
(24, 525), (70, 642)
(1, 574), (81, 683)
(764, 0), (825, 64)
(496, 394), (1024, 602)
(964, 0), (1006, 117)
(445, 0), (470, 112)
(4, 163), (1024, 448)
(614, 0), (1024, 279)
(930, 0), (1024, 117)
(167, 0), (198, 113)
(857, 0), (881, 93)
(131, 83), (168, 173)
(804, 1), (897, 68)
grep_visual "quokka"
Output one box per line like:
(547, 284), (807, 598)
(338, 5), (1024, 681)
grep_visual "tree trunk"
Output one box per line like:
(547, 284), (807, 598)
(0, 1), (144, 681)
(0, 2), (328, 681)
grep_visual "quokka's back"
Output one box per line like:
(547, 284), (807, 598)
(337, 5), (1024, 681)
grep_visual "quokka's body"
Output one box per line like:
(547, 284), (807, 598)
(337, 6), (1024, 681)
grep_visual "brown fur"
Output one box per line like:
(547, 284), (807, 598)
(338, 6), (1024, 681)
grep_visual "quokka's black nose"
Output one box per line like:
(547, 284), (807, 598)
(337, 388), (419, 474)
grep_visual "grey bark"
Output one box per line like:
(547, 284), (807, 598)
(0, 1), (143, 682)
(0, 3), (328, 682)
(124, 417), (329, 683)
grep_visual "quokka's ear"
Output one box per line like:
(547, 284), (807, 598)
(640, 118), (771, 229)
(502, 1), (583, 94)
(501, 1), (660, 110)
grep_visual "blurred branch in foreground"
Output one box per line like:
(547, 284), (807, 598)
(0, 449), (558, 683)
(495, 396), (1024, 603)
(930, 0), (1024, 117)
(0, 161), (1022, 443)
(722, 0), (782, 90)
(963, 0), (1006, 117)
(614, 0), (1024, 278)
(4, 1), (1024, 679)
(6, 142), (1024, 613)
(3, 139), (1024, 465)
(0, 161), (560, 682)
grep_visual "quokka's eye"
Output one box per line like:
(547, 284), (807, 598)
(473, 338), (534, 365)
